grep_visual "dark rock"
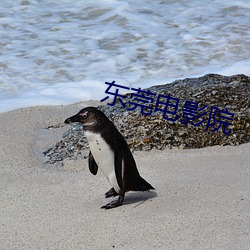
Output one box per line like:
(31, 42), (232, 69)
(43, 74), (250, 164)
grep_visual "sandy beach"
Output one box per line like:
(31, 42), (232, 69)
(0, 102), (249, 249)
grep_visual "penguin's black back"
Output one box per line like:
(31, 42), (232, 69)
(98, 113), (154, 192)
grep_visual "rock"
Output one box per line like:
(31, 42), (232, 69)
(43, 74), (250, 164)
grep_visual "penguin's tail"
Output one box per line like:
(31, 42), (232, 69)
(132, 176), (154, 192)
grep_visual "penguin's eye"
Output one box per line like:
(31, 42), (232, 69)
(79, 112), (88, 119)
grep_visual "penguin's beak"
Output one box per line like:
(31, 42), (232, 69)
(64, 114), (81, 124)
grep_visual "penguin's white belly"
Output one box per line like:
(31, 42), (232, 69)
(85, 131), (120, 193)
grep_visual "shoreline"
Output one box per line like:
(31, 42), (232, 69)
(0, 102), (249, 249)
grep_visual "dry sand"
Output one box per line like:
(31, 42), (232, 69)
(0, 102), (249, 250)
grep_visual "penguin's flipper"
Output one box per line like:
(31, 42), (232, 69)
(88, 151), (98, 175)
(105, 187), (118, 198)
(114, 146), (124, 190)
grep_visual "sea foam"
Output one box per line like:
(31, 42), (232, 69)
(0, 0), (249, 112)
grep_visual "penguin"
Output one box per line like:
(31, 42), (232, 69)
(65, 107), (154, 209)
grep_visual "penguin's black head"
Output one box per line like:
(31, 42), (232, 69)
(65, 107), (110, 130)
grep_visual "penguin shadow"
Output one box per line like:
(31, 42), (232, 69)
(122, 190), (157, 208)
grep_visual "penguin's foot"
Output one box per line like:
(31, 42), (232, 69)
(105, 187), (118, 198)
(101, 196), (124, 209)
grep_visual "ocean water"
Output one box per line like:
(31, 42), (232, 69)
(0, 0), (249, 112)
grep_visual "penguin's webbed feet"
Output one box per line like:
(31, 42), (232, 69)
(101, 196), (124, 209)
(105, 187), (118, 198)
